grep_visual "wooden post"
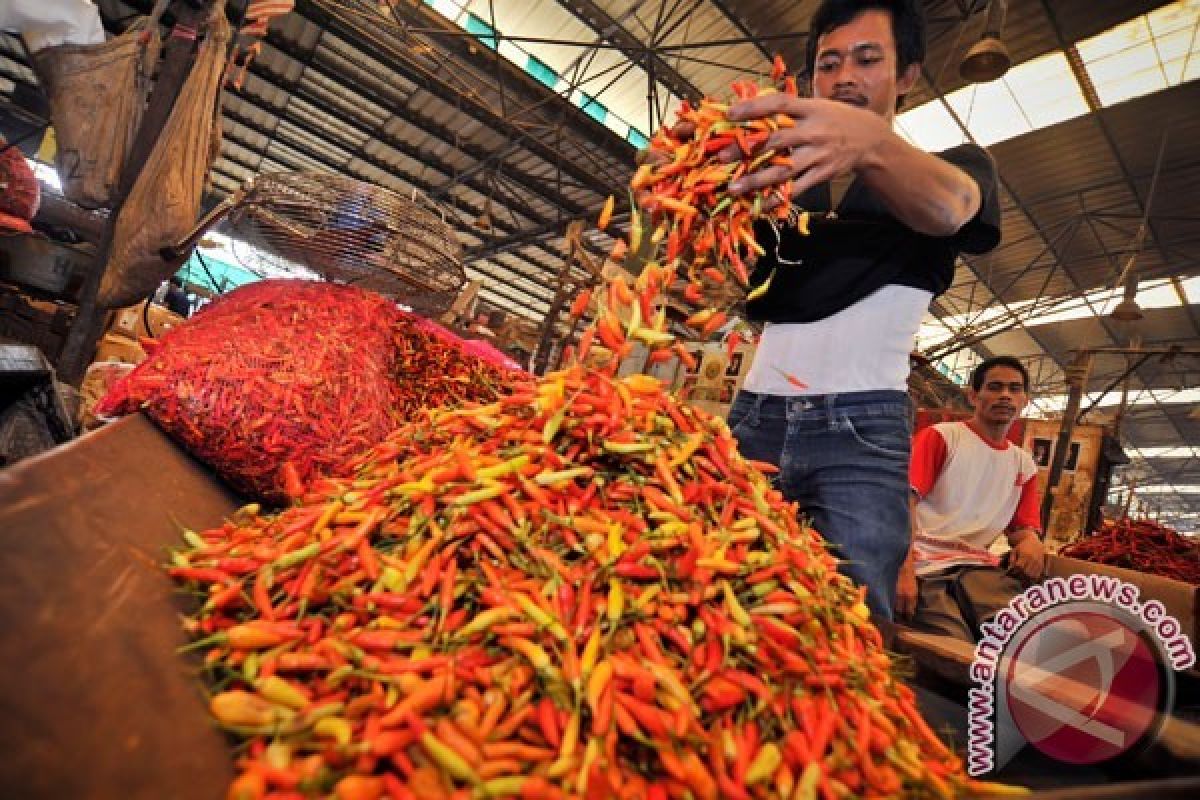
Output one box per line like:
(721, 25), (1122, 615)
(532, 220), (587, 376)
(1041, 350), (1093, 535)
(58, 1), (216, 384)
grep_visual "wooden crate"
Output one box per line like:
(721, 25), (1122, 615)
(108, 303), (186, 340)
(0, 234), (92, 296)
(92, 332), (147, 366)
(1047, 554), (1200, 652)
(0, 415), (240, 799)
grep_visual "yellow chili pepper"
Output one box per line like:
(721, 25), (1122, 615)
(257, 676), (308, 710)
(420, 731), (481, 785)
(210, 690), (288, 728)
(606, 579), (624, 626)
(313, 716), (353, 746)
(475, 454), (530, 481)
(451, 609), (513, 642)
(585, 660), (613, 717)
(745, 742), (782, 785)
(514, 594), (569, 642)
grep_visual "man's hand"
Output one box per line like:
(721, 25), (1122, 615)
(1007, 531), (1045, 582)
(723, 96), (888, 199)
(895, 557), (918, 620)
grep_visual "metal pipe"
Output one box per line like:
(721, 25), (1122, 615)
(982, 0), (1007, 37)
(32, 192), (107, 243)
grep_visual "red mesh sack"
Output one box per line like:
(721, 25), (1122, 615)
(0, 140), (40, 234)
(97, 280), (526, 502)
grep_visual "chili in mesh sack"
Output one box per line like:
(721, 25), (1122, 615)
(97, 280), (525, 502)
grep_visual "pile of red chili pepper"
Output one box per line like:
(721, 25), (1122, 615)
(1061, 517), (1200, 585)
(170, 362), (1023, 799)
(98, 280), (525, 503)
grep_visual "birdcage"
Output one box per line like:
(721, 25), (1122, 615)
(173, 171), (466, 315)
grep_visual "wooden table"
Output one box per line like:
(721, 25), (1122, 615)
(893, 626), (1200, 794)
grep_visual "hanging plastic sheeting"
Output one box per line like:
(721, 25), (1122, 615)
(98, 2), (229, 309)
(0, 0), (104, 52)
(26, 4), (162, 209)
(8, 0), (160, 209)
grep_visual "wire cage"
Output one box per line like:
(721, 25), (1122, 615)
(223, 172), (466, 315)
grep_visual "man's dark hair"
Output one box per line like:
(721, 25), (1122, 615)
(804, 0), (927, 101)
(971, 356), (1030, 392)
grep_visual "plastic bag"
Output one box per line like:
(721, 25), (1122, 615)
(97, 2), (227, 305)
(0, 0), (104, 51)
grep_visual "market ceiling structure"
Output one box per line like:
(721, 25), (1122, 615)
(1, 0), (1198, 527)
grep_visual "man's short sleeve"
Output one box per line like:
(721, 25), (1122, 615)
(1010, 474), (1042, 533)
(910, 425), (949, 498)
(938, 143), (1001, 255)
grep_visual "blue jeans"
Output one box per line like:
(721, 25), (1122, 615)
(728, 389), (912, 619)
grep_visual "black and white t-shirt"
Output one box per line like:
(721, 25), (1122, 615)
(742, 143), (1001, 396)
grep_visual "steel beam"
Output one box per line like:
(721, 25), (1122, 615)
(257, 28), (597, 220)
(301, 0), (633, 190)
(552, 0), (701, 104)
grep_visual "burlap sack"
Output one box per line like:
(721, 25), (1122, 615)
(29, 13), (161, 209)
(97, 2), (228, 309)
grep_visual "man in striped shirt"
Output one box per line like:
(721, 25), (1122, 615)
(897, 356), (1045, 642)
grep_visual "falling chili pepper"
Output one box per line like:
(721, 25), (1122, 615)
(597, 195), (616, 231)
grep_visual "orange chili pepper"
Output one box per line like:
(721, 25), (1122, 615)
(597, 195), (616, 230)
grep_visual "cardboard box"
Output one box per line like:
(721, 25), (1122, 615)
(1024, 420), (1105, 545)
(92, 332), (147, 366)
(1047, 553), (1199, 654)
(0, 234), (93, 295)
(108, 303), (186, 340)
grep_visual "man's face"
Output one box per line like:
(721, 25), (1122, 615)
(969, 365), (1029, 428)
(811, 9), (917, 120)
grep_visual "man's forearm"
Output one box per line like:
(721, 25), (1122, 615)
(903, 492), (919, 571)
(1006, 527), (1039, 547)
(856, 130), (981, 237)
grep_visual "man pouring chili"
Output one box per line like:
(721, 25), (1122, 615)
(653, 0), (1003, 618)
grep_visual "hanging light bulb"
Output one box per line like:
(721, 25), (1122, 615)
(960, 0), (1012, 83)
(1110, 292), (1143, 322)
(1111, 266), (1144, 323)
(474, 197), (494, 232)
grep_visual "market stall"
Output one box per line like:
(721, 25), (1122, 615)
(3, 1), (1200, 798)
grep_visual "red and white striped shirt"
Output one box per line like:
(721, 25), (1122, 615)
(909, 421), (1040, 576)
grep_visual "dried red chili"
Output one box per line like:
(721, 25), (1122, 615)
(1061, 518), (1200, 584)
(97, 280), (526, 502)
